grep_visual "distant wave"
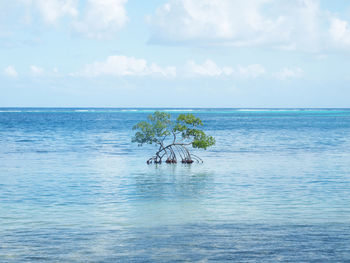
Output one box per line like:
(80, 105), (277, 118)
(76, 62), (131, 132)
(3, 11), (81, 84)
(1, 108), (349, 114)
(166, 109), (196, 112)
(235, 109), (348, 112)
(236, 109), (301, 112)
(120, 109), (197, 112)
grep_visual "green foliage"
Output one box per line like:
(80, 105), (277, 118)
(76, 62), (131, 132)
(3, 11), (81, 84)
(192, 132), (216, 149)
(132, 111), (172, 146)
(174, 113), (215, 149)
(176, 113), (203, 126)
(132, 111), (215, 150)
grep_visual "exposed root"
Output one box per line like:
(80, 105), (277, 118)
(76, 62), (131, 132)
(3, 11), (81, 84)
(146, 143), (203, 164)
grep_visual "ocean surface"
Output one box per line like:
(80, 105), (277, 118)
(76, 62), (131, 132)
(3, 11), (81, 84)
(1, 108), (350, 262)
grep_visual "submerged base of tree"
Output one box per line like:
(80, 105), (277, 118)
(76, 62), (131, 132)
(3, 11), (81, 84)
(146, 143), (202, 164)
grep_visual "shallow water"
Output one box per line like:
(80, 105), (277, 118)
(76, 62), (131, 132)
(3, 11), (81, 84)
(1, 108), (350, 262)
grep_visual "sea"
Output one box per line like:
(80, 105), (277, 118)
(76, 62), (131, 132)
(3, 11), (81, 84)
(1, 108), (350, 262)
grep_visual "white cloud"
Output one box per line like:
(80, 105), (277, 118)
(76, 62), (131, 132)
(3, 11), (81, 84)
(185, 59), (303, 80)
(186, 59), (233, 77)
(77, 55), (176, 77)
(186, 60), (265, 78)
(30, 65), (44, 76)
(237, 64), (266, 78)
(73, 0), (128, 38)
(4, 66), (18, 78)
(148, 0), (324, 50)
(329, 18), (350, 47)
(15, 0), (127, 38)
(31, 0), (78, 25)
(274, 67), (303, 80)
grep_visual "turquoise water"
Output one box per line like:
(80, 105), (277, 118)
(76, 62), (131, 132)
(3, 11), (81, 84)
(1, 108), (350, 262)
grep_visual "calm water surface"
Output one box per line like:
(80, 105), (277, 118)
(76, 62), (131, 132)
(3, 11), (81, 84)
(1, 108), (350, 262)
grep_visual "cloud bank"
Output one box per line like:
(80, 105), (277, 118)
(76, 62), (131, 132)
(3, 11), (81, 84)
(73, 0), (128, 38)
(186, 60), (266, 78)
(76, 55), (177, 78)
(74, 56), (300, 80)
(31, 0), (78, 25)
(18, 0), (128, 38)
(148, 0), (350, 51)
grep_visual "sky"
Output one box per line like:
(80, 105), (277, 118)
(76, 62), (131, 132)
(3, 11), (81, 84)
(1, 0), (350, 108)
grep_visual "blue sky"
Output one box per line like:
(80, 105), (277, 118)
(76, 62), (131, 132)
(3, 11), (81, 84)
(1, 0), (350, 107)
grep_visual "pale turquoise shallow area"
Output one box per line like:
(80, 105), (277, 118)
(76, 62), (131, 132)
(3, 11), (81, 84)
(1, 108), (350, 262)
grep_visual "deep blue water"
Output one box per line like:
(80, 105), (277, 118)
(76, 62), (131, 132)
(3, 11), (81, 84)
(1, 108), (350, 262)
